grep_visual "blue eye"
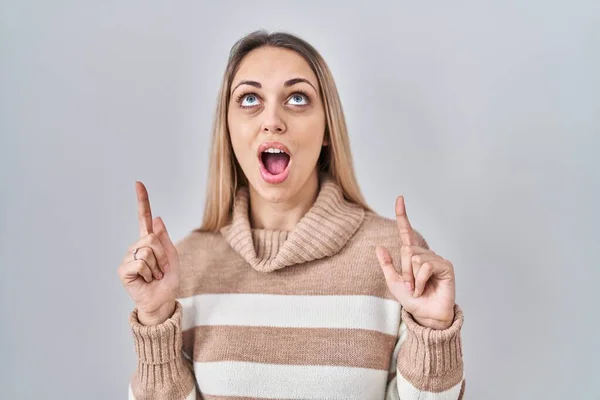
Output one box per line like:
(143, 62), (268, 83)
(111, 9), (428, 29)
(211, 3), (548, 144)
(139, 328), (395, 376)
(288, 93), (308, 105)
(241, 94), (259, 107)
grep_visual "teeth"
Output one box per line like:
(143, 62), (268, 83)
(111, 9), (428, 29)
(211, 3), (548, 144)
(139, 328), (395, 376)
(264, 148), (285, 154)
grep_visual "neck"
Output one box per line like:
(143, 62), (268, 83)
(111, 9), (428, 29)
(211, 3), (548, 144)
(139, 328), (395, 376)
(248, 170), (320, 231)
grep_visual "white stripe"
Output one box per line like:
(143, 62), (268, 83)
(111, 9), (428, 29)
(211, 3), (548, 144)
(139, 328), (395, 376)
(194, 361), (387, 400)
(177, 293), (400, 335)
(396, 372), (464, 400)
(128, 383), (196, 400)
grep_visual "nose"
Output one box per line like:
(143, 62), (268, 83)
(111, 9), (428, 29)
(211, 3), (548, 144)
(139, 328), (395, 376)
(261, 106), (286, 134)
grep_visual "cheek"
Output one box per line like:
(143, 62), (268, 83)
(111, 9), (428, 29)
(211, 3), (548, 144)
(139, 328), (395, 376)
(228, 114), (256, 154)
(296, 116), (326, 153)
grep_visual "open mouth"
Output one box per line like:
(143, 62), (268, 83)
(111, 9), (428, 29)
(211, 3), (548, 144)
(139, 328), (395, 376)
(261, 148), (290, 175)
(258, 142), (291, 184)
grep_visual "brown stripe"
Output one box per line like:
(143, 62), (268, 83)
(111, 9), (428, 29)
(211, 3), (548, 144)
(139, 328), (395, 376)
(182, 325), (397, 371)
(177, 214), (406, 301)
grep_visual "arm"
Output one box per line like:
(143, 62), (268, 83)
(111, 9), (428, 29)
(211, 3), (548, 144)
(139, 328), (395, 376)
(128, 301), (198, 400)
(375, 196), (466, 399)
(385, 305), (465, 399)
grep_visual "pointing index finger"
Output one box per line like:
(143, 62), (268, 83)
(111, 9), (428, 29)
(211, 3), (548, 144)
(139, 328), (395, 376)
(395, 195), (413, 246)
(135, 181), (153, 237)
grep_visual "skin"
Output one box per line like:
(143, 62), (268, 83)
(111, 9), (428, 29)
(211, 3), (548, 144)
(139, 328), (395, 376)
(376, 196), (456, 330)
(117, 182), (179, 326)
(119, 46), (457, 329)
(227, 46), (328, 231)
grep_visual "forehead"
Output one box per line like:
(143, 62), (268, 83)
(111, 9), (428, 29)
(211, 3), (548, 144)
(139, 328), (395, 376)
(233, 46), (318, 88)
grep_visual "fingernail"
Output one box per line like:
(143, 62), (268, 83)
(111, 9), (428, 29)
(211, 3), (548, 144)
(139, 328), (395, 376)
(157, 272), (163, 279)
(405, 281), (413, 292)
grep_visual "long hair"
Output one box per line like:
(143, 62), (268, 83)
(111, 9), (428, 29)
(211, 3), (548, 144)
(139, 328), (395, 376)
(199, 30), (371, 232)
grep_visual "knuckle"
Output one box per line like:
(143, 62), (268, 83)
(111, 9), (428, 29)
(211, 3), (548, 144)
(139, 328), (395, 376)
(147, 232), (159, 244)
(378, 255), (390, 267)
(134, 260), (143, 272)
(136, 260), (148, 273)
(139, 209), (151, 218)
(139, 247), (153, 260)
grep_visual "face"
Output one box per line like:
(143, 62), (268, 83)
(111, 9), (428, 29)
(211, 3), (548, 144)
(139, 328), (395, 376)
(227, 46), (327, 203)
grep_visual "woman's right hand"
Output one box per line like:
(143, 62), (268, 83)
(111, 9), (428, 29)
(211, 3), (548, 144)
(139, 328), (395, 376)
(117, 181), (180, 326)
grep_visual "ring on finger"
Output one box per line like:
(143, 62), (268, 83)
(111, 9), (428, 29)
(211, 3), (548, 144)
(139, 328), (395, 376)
(132, 246), (153, 261)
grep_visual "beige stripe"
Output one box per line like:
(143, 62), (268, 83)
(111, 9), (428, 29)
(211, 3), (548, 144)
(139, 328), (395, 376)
(202, 396), (282, 400)
(396, 373), (464, 399)
(194, 361), (387, 399)
(182, 325), (397, 371)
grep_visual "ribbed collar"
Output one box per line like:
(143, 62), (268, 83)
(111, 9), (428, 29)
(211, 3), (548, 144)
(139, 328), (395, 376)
(220, 175), (365, 272)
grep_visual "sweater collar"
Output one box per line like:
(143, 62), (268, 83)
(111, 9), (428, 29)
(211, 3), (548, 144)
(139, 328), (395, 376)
(220, 175), (365, 272)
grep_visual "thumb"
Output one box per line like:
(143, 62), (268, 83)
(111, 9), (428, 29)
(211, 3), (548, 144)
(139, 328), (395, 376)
(153, 217), (179, 269)
(375, 246), (413, 306)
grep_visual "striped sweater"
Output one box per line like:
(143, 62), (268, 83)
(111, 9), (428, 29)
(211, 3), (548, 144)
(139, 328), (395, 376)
(128, 177), (465, 399)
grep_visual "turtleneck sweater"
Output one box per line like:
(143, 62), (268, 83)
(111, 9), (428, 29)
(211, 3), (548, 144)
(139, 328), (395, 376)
(128, 176), (465, 400)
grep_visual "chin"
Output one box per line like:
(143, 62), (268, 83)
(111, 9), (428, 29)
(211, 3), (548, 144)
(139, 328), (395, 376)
(252, 176), (296, 203)
(244, 162), (319, 205)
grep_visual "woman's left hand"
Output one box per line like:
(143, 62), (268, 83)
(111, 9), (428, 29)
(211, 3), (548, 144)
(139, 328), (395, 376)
(376, 196), (456, 330)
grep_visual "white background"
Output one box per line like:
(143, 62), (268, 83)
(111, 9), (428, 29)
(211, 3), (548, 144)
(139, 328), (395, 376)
(1, 1), (598, 398)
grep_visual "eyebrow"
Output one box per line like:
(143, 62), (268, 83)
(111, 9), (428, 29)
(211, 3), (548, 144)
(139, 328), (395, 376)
(231, 78), (317, 94)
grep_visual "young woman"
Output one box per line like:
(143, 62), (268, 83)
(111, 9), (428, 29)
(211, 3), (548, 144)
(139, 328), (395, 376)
(119, 30), (465, 400)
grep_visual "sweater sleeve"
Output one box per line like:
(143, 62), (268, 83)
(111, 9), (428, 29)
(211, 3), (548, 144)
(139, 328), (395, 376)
(385, 304), (466, 400)
(128, 301), (198, 400)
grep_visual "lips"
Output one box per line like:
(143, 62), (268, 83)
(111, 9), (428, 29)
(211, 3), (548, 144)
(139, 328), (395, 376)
(257, 142), (292, 184)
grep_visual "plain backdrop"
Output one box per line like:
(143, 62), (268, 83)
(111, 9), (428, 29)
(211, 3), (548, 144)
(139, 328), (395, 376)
(1, 1), (598, 399)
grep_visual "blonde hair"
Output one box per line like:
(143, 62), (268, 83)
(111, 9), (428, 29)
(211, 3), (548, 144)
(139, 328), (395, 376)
(199, 30), (371, 232)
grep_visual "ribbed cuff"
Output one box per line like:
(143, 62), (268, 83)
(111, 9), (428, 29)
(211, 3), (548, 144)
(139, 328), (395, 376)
(130, 301), (183, 365)
(397, 304), (464, 392)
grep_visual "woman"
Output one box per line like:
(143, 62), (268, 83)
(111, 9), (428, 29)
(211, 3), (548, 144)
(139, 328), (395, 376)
(118, 30), (465, 400)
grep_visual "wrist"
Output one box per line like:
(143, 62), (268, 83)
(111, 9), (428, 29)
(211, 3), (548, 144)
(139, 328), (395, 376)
(413, 310), (455, 330)
(138, 300), (176, 326)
